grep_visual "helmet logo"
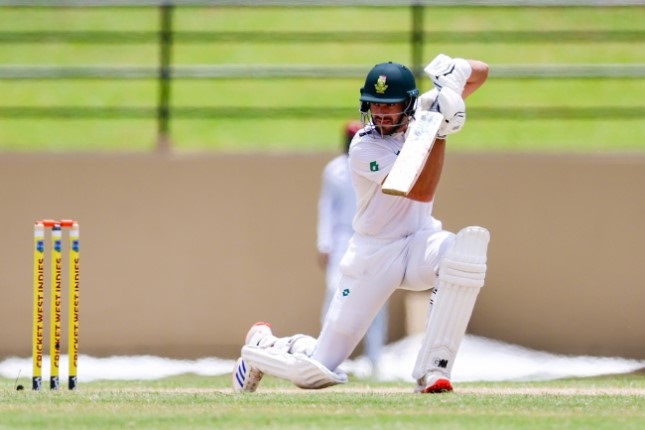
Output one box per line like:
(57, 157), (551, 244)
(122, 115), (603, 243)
(374, 75), (388, 94)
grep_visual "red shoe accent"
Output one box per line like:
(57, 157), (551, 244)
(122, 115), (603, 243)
(421, 378), (453, 393)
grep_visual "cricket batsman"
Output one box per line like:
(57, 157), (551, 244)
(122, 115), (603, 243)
(233, 53), (490, 393)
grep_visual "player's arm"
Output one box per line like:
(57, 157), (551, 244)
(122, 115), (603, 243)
(316, 168), (333, 269)
(405, 138), (446, 202)
(406, 57), (488, 202)
(462, 60), (488, 100)
(404, 87), (464, 202)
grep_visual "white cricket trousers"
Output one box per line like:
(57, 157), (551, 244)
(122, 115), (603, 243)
(312, 228), (455, 371)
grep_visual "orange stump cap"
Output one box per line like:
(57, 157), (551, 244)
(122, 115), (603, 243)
(37, 219), (77, 227)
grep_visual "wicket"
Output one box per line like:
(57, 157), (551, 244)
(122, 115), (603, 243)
(32, 219), (80, 391)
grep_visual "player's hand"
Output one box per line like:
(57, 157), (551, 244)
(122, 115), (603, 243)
(436, 88), (466, 137)
(437, 112), (466, 138)
(424, 53), (472, 95)
(317, 251), (329, 270)
(417, 87), (439, 112)
(417, 87), (466, 138)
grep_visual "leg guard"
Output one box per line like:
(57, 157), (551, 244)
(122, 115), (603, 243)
(412, 226), (490, 385)
(241, 344), (348, 389)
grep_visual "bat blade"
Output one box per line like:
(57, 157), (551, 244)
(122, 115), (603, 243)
(382, 111), (443, 196)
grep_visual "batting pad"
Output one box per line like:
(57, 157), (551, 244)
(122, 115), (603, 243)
(382, 111), (443, 196)
(241, 345), (348, 389)
(412, 226), (490, 381)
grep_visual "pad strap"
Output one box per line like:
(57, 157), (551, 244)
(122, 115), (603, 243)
(440, 258), (487, 288)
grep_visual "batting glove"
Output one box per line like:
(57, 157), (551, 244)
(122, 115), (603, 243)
(424, 53), (472, 95)
(417, 87), (466, 138)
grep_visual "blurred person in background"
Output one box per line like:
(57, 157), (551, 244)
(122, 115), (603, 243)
(316, 120), (388, 376)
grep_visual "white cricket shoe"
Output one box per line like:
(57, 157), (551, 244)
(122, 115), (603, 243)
(232, 357), (263, 393)
(232, 322), (274, 393)
(415, 373), (453, 394)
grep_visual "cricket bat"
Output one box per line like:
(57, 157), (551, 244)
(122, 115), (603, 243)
(381, 111), (444, 196)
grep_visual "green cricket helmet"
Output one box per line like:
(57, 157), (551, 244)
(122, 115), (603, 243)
(359, 61), (419, 116)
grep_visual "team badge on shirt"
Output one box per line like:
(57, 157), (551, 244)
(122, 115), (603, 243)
(374, 75), (388, 94)
(370, 161), (379, 172)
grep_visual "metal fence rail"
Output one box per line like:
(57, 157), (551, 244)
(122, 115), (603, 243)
(1, 0), (643, 6)
(1, 106), (642, 120)
(2, 64), (645, 80)
(1, 0), (644, 150)
(1, 30), (644, 44)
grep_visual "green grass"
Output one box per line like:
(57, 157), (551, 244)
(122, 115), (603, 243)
(0, 5), (644, 152)
(0, 373), (644, 429)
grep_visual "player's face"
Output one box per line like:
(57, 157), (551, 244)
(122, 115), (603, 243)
(370, 102), (407, 135)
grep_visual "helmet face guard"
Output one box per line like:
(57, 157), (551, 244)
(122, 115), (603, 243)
(359, 62), (419, 125)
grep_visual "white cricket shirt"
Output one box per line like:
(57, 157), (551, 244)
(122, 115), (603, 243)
(349, 127), (441, 240)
